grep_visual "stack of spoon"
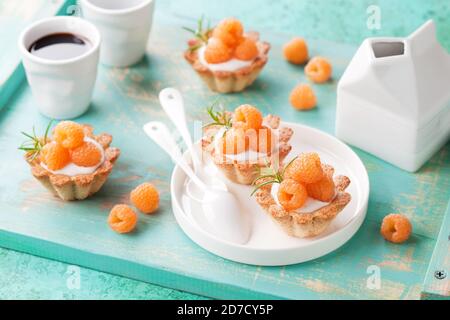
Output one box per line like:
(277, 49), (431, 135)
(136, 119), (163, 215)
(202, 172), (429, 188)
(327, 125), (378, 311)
(143, 88), (250, 245)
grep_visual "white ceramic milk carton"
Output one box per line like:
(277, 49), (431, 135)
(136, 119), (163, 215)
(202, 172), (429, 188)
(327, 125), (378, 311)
(336, 20), (450, 172)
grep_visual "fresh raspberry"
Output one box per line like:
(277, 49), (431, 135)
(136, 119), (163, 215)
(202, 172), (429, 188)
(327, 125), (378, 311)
(306, 166), (335, 202)
(278, 179), (308, 211)
(130, 183), (160, 214)
(283, 37), (309, 65)
(53, 121), (85, 149)
(289, 83), (317, 110)
(284, 152), (324, 184)
(247, 126), (274, 154)
(305, 57), (332, 83)
(204, 38), (233, 64)
(40, 142), (70, 171)
(212, 18), (244, 48)
(108, 204), (138, 234)
(381, 214), (412, 244)
(70, 141), (102, 167)
(232, 104), (263, 130)
(219, 128), (249, 155)
(234, 37), (258, 61)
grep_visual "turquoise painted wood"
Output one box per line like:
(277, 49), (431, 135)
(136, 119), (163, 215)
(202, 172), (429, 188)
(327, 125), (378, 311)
(1, 0), (450, 299)
(0, 0), (199, 300)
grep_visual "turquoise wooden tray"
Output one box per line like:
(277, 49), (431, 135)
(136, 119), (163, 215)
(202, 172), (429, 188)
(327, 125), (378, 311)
(0, 15), (449, 299)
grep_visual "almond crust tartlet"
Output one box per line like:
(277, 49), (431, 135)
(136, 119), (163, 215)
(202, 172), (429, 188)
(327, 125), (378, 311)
(254, 165), (351, 238)
(184, 32), (271, 93)
(202, 114), (293, 185)
(25, 125), (120, 201)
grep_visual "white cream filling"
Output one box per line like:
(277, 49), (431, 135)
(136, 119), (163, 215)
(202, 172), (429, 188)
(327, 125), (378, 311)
(41, 137), (105, 176)
(271, 182), (336, 213)
(198, 45), (254, 72)
(212, 127), (277, 162)
(223, 149), (267, 162)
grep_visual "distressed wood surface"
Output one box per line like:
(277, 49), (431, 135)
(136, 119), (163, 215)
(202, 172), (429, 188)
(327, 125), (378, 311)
(422, 203), (450, 299)
(0, 0), (449, 299)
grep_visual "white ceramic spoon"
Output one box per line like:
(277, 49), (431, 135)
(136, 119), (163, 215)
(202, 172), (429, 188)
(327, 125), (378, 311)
(158, 88), (225, 199)
(143, 121), (251, 245)
(158, 88), (201, 170)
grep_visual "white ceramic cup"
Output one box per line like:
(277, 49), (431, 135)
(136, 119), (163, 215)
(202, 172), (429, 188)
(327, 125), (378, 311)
(19, 16), (101, 119)
(80, 0), (155, 67)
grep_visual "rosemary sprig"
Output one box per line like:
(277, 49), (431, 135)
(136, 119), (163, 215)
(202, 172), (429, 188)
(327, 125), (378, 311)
(251, 166), (282, 196)
(18, 120), (53, 160)
(203, 100), (232, 129)
(250, 156), (298, 196)
(183, 15), (212, 51)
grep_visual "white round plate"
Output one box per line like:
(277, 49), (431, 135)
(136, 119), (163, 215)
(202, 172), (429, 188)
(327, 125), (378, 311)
(170, 122), (369, 266)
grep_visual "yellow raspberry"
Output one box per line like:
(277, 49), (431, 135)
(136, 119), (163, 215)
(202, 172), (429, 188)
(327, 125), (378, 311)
(289, 83), (317, 110)
(204, 38), (233, 64)
(130, 183), (160, 214)
(40, 142), (70, 170)
(283, 37), (309, 65)
(212, 18), (244, 48)
(305, 56), (332, 83)
(284, 153), (324, 184)
(108, 204), (138, 234)
(278, 179), (308, 211)
(70, 141), (102, 167)
(306, 166), (335, 202)
(234, 37), (258, 61)
(381, 214), (412, 244)
(232, 104), (263, 130)
(53, 121), (85, 149)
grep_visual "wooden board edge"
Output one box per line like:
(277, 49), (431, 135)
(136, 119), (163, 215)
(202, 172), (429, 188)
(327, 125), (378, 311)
(0, 229), (285, 300)
(421, 200), (450, 300)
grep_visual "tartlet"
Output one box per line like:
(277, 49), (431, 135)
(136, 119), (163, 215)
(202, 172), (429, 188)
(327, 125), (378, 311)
(254, 164), (351, 238)
(202, 111), (293, 185)
(24, 124), (120, 201)
(184, 18), (271, 93)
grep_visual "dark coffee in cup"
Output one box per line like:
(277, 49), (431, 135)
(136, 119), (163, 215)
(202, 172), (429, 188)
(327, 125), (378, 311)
(29, 33), (92, 60)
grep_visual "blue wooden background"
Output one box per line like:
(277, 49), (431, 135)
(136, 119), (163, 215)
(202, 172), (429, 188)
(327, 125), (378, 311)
(0, 0), (449, 299)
